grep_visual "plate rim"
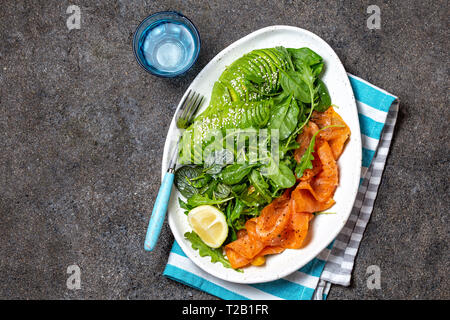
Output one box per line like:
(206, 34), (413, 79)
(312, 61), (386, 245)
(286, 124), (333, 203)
(161, 25), (362, 284)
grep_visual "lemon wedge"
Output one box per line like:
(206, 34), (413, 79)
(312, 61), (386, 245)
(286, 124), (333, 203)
(188, 205), (228, 248)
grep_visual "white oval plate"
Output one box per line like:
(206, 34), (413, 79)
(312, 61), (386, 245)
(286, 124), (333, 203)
(162, 26), (361, 284)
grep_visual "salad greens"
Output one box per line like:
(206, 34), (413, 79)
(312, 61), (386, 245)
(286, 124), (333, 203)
(174, 46), (333, 267)
(184, 231), (234, 269)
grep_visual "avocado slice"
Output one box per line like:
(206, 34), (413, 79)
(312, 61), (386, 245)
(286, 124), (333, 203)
(219, 68), (245, 101)
(207, 81), (231, 114)
(247, 52), (276, 92)
(252, 50), (280, 91)
(236, 56), (269, 100)
(259, 49), (286, 90)
(220, 53), (269, 101)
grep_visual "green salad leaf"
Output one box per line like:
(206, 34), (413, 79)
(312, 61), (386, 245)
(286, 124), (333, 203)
(315, 79), (332, 112)
(262, 158), (296, 189)
(267, 94), (300, 140)
(184, 231), (233, 269)
(219, 163), (256, 185)
(187, 194), (234, 207)
(279, 70), (311, 103)
(174, 166), (204, 198)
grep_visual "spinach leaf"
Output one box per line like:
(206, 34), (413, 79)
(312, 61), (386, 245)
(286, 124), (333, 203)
(213, 183), (232, 199)
(174, 166), (203, 198)
(271, 90), (291, 105)
(261, 159), (296, 189)
(287, 47), (323, 68)
(315, 79), (331, 112)
(268, 95), (299, 140)
(184, 231), (233, 269)
(312, 62), (324, 77)
(219, 163), (256, 185)
(279, 70), (311, 103)
(275, 162), (297, 188)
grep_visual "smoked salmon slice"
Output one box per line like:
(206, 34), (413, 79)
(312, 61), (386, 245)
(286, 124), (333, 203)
(280, 210), (314, 249)
(225, 227), (265, 260)
(296, 140), (338, 203)
(294, 121), (319, 163)
(312, 108), (351, 160)
(255, 194), (291, 246)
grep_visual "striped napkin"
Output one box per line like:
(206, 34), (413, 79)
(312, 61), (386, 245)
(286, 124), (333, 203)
(163, 74), (399, 300)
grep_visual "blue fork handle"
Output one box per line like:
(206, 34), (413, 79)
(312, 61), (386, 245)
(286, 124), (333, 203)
(144, 171), (175, 251)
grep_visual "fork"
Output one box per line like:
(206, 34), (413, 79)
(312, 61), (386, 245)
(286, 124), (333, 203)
(144, 90), (204, 251)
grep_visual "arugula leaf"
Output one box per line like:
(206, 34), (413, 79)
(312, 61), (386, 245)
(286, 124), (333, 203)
(295, 141), (315, 178)
(239, 185), (269, 207)
(199, 180), (219, 198)
(227, 199), (246, 242)
(190, 173), (212, 188)
(248, 169), (272, 203)
(314, 211), (336, 215)
(184, 231), (233, 269)
(279, 139), (300, 159)
(187, 194), (234, 207)
(283, 62), (318, 149)
(231, 183), (247, 195)
(295, 125), (345, 178)
(178, 198), (192, 215)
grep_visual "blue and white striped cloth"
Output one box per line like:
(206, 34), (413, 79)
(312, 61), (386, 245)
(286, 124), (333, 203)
(163, 74), (399, 300)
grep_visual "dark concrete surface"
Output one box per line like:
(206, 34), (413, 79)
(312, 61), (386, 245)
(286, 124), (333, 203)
(0, 0), (448, 300)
